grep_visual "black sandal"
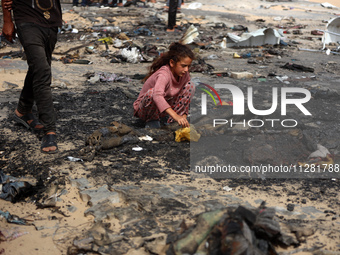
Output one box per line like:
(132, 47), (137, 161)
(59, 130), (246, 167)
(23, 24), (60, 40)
(41, 134), (58, 154)
(13, 112), (44, 132)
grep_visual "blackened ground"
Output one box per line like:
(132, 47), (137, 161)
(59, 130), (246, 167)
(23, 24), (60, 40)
(0, 81), (339, 210)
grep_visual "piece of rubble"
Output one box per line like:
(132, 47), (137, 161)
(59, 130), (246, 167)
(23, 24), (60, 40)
(0, 170), (36, 202)
(227, 28), (283, 47)
(230, 71), (254, 79)
(180, 25), (199, 45)
(167, 205), (309, 254)
(85, 121), (140, 150)
(281, 63), (314, 72)
(322, 17), (340, 47)
(79, 185), (120, 206)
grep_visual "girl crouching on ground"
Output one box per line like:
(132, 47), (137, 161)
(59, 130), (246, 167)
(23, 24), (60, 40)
(133, 42), (195, 128)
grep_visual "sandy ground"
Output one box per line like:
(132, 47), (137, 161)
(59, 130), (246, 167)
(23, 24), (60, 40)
(0, 0), (340, 254)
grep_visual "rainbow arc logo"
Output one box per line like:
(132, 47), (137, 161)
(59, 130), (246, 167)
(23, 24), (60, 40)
(197, 82), (222, 106)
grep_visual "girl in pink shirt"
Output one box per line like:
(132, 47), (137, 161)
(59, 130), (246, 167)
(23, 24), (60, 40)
(133, 43), (195, 128)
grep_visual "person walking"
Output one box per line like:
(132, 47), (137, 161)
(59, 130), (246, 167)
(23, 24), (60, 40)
(2, 0), (62, 153)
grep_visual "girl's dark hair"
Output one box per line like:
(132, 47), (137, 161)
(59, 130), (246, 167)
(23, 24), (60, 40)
(143, 42), (195, 82)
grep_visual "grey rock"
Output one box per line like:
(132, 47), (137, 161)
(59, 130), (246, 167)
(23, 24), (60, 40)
(300, 206), (323, 215)
(170, 185), (197, 192)
(202, 200), (226, 211)
(204, 190), (217, 196)
(67, 205), (78, 213)
(287, 203), (295, 212)
(84, 201), (116, 221)
(69, 177), (92, 190)
(79, 185), (120, 206)
(185, 190), (202, 199)
(113, 205), (144, 225)
(153, 187), (176, 199)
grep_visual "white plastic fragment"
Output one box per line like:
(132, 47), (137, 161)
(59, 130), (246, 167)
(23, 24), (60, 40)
(220, 37), (227, 49)
(132, 146), (143, 151)
(322, 17), (340, 47)
(180, 25), (199, 45)
(320, 2), (338, 8)
(113, 39), (124, 48)
(120, 47), (143, 63)
(276, 75), (290, 84)
(67, 156), (83, 162)
(223, 186), (232, 192)
(187, 2), (202, 9)
(89, 75), (100, 84)
(308, 144), (330, 159)
(227, 28), (283, 47)
(138, 135), (153, 141)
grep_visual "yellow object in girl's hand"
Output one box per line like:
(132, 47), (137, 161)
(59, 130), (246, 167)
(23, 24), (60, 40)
(175, 126), (201, 142)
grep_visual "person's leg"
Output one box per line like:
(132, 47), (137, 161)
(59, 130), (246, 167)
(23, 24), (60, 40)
(166, 81), (195, 123)
(134, 88), (167, 123)
(16, 24), (44, 130)
(16, 65), (34, 115)
(167, 0), (178, 31)
(72, 0), (78, 6)
(16, 23), (58, 152)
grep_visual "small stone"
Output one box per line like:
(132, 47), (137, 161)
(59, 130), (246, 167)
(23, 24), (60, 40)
(301, 199), (307, 204)
(67, 205), (77, 213)
(324, 210), (336, 215)
(287, 203), (295, 212)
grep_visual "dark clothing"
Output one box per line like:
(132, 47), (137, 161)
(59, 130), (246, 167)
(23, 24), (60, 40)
(16, 23), (58, 133)
(13, 0), (62, 27)
(73, 0), (88, 7)
(167, 0), (178, 30)
(11, 0), (62, 134)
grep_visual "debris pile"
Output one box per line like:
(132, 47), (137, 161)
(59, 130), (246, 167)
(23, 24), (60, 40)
(166, 205), (315, 254)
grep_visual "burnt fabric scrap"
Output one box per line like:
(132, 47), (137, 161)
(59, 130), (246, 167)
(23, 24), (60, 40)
(166, 205), (306, 255)
(0, 170), (34, 202)
(280, 63), (314, 72)
(85, 121), (140, 150)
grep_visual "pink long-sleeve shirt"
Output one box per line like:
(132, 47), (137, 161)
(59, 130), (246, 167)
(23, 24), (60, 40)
(133, 65), (191, 114)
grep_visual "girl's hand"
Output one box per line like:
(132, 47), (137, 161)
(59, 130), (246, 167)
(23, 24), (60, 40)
(174, 114), (189, 128)
(165, 108), (189, 128)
